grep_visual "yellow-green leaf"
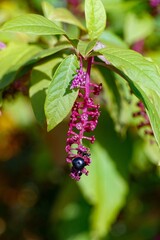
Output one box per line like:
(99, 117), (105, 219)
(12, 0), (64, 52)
(0, 14), (65, 35)
(99, 47), (160, 147)
(85, 0), (106, 40)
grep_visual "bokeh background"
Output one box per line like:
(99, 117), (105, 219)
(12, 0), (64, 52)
(0, 0), (160, 239)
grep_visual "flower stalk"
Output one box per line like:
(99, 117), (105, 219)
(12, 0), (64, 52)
(133, 101), (154, 136)
(65, 56), (102, 180)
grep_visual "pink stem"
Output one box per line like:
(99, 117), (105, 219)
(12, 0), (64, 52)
(78, 57), (93, 144)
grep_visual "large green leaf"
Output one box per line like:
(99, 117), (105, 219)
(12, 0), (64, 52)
(0, 14), (65, 35)
(99, 47), (160, 147)
(91, 66), (134, 134)
(0, 43), (41, 89)
(85, 0), (106, 40)
(124, 13), (154, 45)
(79, 142), (128, 238)
(45, 54), (79, 131)
(42, 1), (86, 31)
(99, 30), (128, 49)
(29, 43), (72, 63)
(30, 57), (62, 126)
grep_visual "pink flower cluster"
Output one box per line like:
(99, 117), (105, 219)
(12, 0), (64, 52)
(150, 0), (160, 7)
(0, 42), (6, 50)
(67, 0), (80, 7)
(150, 0), (160, 15)
(65, 57), (102, 181)
(132, 39), (144, 54)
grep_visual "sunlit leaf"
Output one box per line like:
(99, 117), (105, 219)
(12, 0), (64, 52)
(0, 43), (41, 89)
(29, 43), (72, 63)
(91, 67), (134, 134)
(79, 142), (128, 238)
(101, 0), (140, 11)
(124, 13), (154, 45)
(45, 54), (79, 131)
(30, 57), (62, 126)
(99, 47), (160, 147)
(0, 14), (65, 35)
(100, 30), (128, 49)
(42, 1), (86, 31)
(85, 0), (106, 40)
(77, 39), (97, 57)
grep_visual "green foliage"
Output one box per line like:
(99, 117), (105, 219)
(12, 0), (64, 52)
(77, 39), (97, 57)
(42, 1), (86, 31)
(79, 142), (128, 238)
(0, 0), (160, 240)
(30, 57), (63, 125)
(1, 14), (65, 35)
(99, 47), (160, 147)
(85, 0), (106, 40)
(124, 13), (154, 44)
(45, 55), (79, 131)
(0, 43), (41, 89)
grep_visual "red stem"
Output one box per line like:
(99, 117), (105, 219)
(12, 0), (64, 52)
(78, 57), (93, 144)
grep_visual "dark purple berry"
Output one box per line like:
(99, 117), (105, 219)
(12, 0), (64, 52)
(72, 157), (86, 170)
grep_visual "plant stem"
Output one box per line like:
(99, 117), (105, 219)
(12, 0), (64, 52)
(78, 57), (93, 144)
(85, 57), (93, 98)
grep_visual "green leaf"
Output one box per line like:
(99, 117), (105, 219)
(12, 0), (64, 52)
(77, 39), (97, 57)
(91, 66), (133, 134)
(29, 43), (72, 63)
(42, 1), (86, 31)
(99, 30), (128, 49)
(85, 0), (106, 40)
(3, 95), (35, 127)
(0, 43), (41, 89)
(124, 13), (154, 45)
(0, 14), (65, 35)
(45, 54), (79, 131)
(79, 142), (128, 238)
(65, 24), (80, 40)
(30, 57), (62, 126)
(101, 0), (139, 12)
(99, 47), (160, 147)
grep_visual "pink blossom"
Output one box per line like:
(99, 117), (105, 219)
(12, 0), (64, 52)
(0, 42), (6, 49)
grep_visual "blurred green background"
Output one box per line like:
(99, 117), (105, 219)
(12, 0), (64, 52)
(0, 0), (160, 239)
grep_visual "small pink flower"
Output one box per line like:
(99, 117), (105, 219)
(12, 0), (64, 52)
(132, 39), (144, 54)
(0, 42), (6, 50)
(150, 0), (160, 7)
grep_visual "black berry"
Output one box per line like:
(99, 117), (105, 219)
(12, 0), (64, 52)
(72, 157), (86, 170)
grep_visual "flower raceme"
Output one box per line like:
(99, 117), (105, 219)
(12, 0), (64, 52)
(133, 101), (154, 136)
(65, 57), (102, 181)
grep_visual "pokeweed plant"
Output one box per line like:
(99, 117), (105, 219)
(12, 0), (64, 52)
(0, 0), (160, 238)
(0, 0), (160, 181)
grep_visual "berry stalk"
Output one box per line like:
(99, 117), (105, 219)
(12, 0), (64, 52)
(65, 56), (102, 180)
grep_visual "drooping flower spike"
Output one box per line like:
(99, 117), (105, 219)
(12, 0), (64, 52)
(65, 56), (102, 181)
(133, 101), (154, 136)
